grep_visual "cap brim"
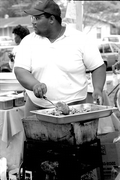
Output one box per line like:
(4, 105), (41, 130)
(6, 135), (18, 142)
(24, 9), (44, 16)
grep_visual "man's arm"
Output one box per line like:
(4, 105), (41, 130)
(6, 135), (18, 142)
(14, 67), (47, 98)
(91, 63), (106, 104)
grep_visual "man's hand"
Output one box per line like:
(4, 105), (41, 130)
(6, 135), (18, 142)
(33, 82), (47, 98)
(8, 53), (15, 62)
(92, 88), (103, 105)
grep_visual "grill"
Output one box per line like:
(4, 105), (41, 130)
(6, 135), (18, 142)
(22, 138), (103, 180)
(21, 104), (116, 180)
(22, 117), (99, 145)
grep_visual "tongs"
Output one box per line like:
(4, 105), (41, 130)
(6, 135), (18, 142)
(43, 95), (55, 107)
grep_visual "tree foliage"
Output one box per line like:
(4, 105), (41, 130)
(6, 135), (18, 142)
(0, 0), (120, 26)
(83, 1), (120, 25)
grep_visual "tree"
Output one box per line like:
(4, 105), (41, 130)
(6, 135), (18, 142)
(83, 1), (120, 25)
(83, 1), (120, 32)
(0, 0), (120, 26)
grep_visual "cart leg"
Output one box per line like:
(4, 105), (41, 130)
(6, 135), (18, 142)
(22, 141), (26, 180)
(97, 139), (104, 180)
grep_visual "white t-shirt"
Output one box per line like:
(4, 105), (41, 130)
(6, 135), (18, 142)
(14, 26), (104, 108)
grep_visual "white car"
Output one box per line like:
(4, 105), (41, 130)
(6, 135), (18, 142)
(0, 36), (15, 46)
(98, 42), (120, 70)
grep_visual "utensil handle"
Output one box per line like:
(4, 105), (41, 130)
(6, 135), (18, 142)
(43, 96), (55, 106)
(43, 95), (47, 100)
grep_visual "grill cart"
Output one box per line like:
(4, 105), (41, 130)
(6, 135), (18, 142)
(21, 103), (117, 180)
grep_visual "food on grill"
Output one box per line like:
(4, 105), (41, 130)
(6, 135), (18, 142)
(46, 103), (99, 116)
(70, 105), (91, 114)
(55, 102), (70, 115)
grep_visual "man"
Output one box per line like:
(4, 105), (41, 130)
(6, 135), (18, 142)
(14, 0), (106, 117)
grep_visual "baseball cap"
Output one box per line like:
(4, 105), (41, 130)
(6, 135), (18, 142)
(24, 0), (61, 17)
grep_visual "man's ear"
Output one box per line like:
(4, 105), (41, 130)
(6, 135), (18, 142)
(49, 15), (55, 24)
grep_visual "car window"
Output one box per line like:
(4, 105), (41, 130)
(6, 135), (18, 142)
(108, 37), (119, 42)
(115, 44), (120, 49)
(103, 44), (112, 53)
(102, 36), (120, 42)
(111, 44), (119, 52)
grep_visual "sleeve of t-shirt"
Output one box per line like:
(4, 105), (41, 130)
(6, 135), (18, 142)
(14, 35), (32, 72)
(82, 36), (104, 71)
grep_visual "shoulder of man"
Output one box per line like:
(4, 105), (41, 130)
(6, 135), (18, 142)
(23, 31), (36, 39)
(20, 32), (38, 45)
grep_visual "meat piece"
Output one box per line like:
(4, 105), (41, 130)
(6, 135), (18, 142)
(55, 102), (70, 115)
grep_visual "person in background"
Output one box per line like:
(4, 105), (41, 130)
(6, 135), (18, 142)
(14, 0), (106, 117)
(112, 61), (120, 74)
(9, 25), (30, 71)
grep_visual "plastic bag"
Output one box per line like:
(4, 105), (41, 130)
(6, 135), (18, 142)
(0, 157), (7, 180)
(98, 91), (115, 134)
(112, 73), (119, 87)
(111, 113), (120, 132)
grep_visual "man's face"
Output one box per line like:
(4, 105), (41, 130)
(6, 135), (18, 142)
(31, 14), (50, 37)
